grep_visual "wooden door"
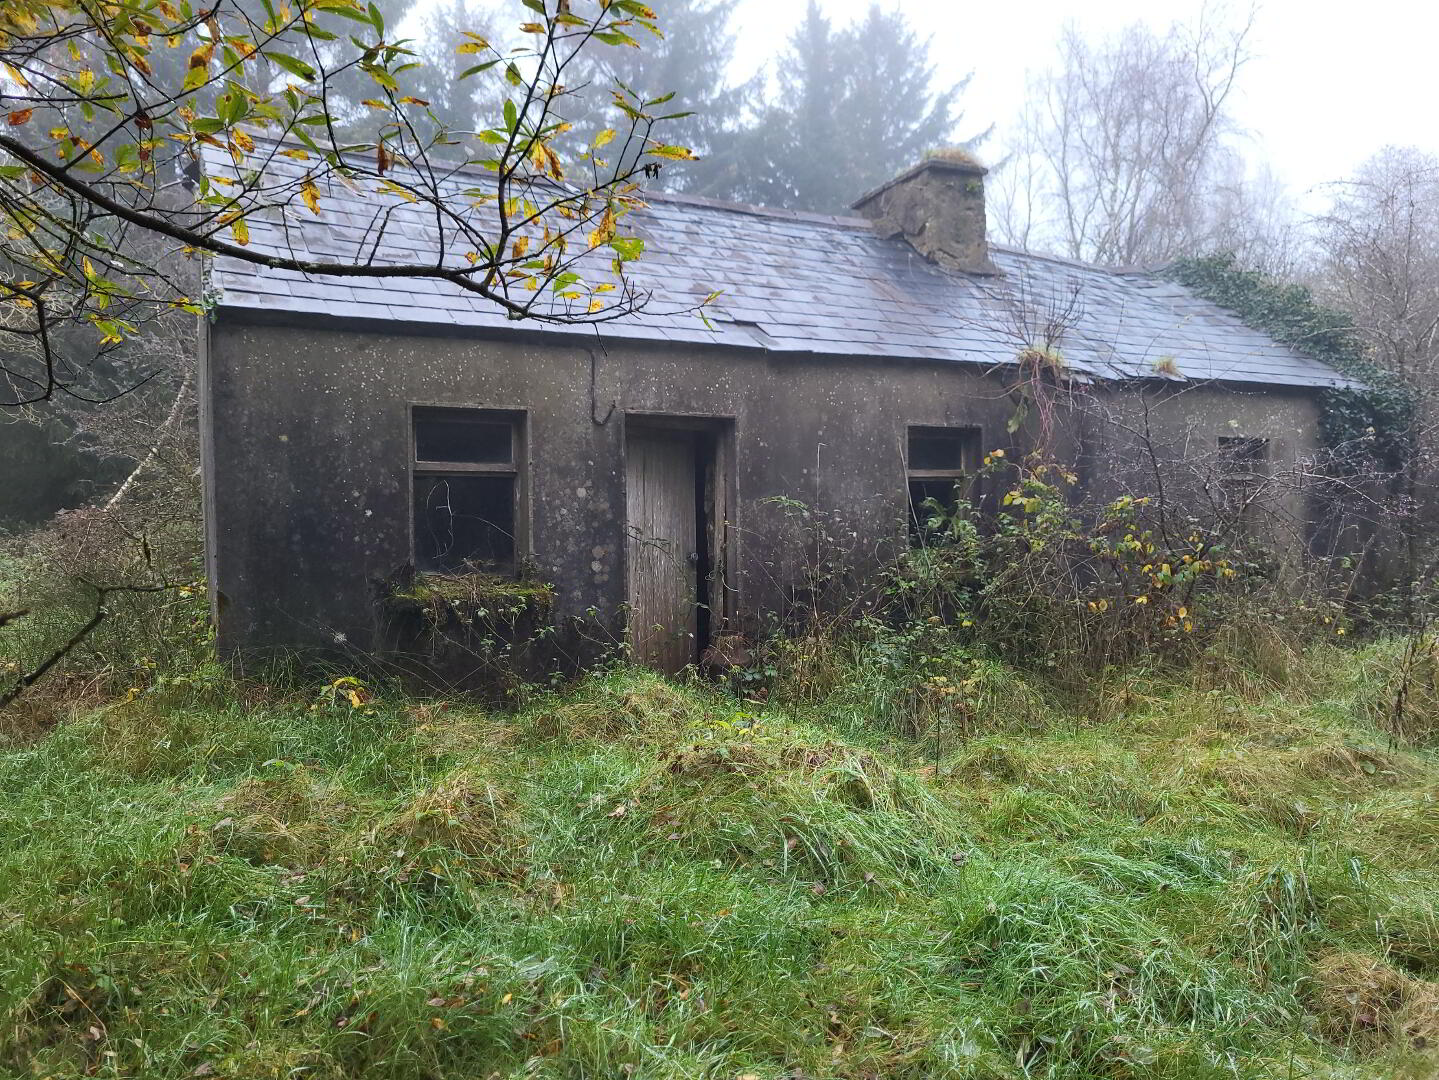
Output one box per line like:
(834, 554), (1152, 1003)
(626, 429), (699, 672)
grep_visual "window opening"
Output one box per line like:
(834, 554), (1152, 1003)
(412, 408), (523, 574)
(906, 426), (981, 540)
(1216, 435), (1269, 523)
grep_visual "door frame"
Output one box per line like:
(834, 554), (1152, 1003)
(622, 412), (736, 665)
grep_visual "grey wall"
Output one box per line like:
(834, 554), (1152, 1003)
(1086, 381), (1323, 557)
(202, 314), (1325, 663)
(203, 317), (1023, 660)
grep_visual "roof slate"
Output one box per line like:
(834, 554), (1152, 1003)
(207, 149), (1354, 390)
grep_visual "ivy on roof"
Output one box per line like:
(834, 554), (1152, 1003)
(1169, 254), (1415, 472)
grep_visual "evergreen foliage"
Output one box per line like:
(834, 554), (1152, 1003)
(717, 2), (977, 212)
(558, 0), (756, 199)
(0, 418), (125, 526)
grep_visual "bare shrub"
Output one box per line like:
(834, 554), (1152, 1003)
(1, 500), (204, 711)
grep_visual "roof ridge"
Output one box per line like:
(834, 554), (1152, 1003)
(222, 135), (1164, 277)
(987, 243), (1161, 277)
(205, 139), (1359, 393)
(226, 132), (872, 229)
(636, 188), (870, 228)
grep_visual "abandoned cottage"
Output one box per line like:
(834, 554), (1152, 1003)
(200, 150), (1354, 675)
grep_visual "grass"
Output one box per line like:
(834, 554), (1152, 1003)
(1, 643), (1438, 1078)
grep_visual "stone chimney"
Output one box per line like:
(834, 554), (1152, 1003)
(852, 149), (998, 275)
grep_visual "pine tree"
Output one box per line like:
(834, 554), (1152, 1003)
(406, 0), (504, 139)
(723, 2), (979, 213)
(555, 0), (756, 198)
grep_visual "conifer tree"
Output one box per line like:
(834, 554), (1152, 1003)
(558, 0), (756, 198)
(405, 0), (504, 138)
(722, 2), (977, 212)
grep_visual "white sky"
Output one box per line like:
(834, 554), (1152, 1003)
(726, 0), (1439, 206)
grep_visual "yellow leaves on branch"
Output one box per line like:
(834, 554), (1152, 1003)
(217, 209), (250, 246)
(647, 144), (696, 161)
(526, 138), (563, 181)
(184, 43), (214, 91)
(228, 127), (254, 163)
(3, 61), (32, 92)
(378, 178), (417, 203)
(300, 179), (322, 215)
(587, 205), (617, 250)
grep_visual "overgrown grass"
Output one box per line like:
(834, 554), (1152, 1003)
(2, 642), (1438, 1078)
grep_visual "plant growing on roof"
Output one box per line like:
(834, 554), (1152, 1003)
(0, 0), (705, 406)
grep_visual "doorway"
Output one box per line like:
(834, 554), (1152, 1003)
(624, 418), (728, 673)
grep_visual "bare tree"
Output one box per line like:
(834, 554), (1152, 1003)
(994, 7), (1259, 266)
(1205, 158), (1310, 279)
(1313, 147), (1439, 594)
(1315, 148), (1439, 395)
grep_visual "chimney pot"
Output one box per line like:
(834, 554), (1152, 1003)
(852, 150), (997, 276)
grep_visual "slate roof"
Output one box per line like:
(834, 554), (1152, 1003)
(207, 147), (1354, 391)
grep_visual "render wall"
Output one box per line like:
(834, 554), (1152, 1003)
(1084, 382), (1324, 556)
(203, 317), (1024, 662)
(202, 315), (1325, 665)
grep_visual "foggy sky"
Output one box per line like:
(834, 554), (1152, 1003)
(730, 0), (1439, 209)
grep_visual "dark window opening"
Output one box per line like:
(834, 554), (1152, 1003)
(1217, 436), (1269, 526)
(909, 478), (966, 535)
(414, 474), (516, 574)
(411, 407), (524, 575)
(415, 407), (513, 465)
(1218, 436), (1268, 475)
(906, 426), (980, 542)
(909, 431), (971, 471)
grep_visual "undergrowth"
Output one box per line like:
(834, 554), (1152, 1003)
(2, 637), (1438, 1079)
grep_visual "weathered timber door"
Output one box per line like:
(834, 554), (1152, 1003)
(626, 428), (700, 673)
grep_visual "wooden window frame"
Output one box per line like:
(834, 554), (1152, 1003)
(906, 425), (982, 536)
(410, 405), (528, 576)
(1217, 435), (1269, 479)
(906, 426), (983, 479)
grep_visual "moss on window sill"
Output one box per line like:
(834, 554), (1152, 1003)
(385, 571), (555, 627)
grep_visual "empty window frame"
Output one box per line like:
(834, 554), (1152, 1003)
(1217, 436), (1269, 519)
(1217, 436), (1269, 476)
(411, 407), (525, 575)
(906, 426), (981, 538)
